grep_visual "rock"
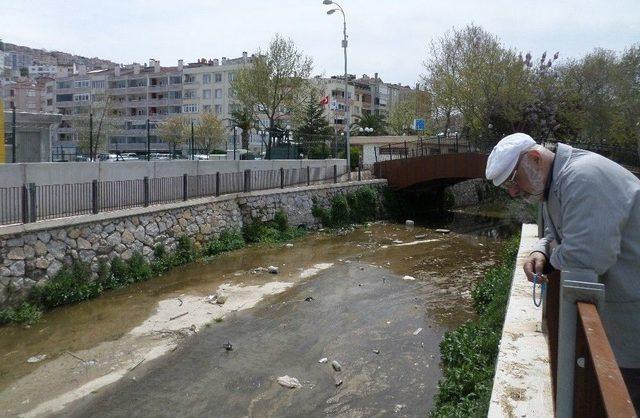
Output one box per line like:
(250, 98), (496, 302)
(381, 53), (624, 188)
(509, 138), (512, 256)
(79, 250), (95, 263)
(402, 275), (416, 281)
(27, 354), (47, 363)
(47, 260), (63, 277)
(103, 224), (116, 235)
(23, 245), (35, 259)
(47, 240), (66, 259)
(121, 230), (135, 245)
(413, 328), (423, 336)
(8, 248), (25, 260)
(394, 404), (406, 413)
(285, 243), (294, 248)
(106, 232), (122, 247)
(405, 220), (415, 227)
(334, 378), (343, 387)
(318, 357), (328, 364)
(33, 240), (47, 256)
(331, 360), (342, 372)
(277, 375), (301, 389)
(68, 228), (81, 239)
(77, 237), (92, 250)
(435, 229), (450, 234)
(121, 249), (133, 260)
(372, 349), (380, 354)
(145, 222), (159, 236)
(37, 232), (51, 244)
(268, 266), (279, 274)
(9, 261), (25, 276)
(35, 257), (49, 269)
(414, 234), (426, 240)
(6, 237), (24, 247)
(216, 293), (228, 305)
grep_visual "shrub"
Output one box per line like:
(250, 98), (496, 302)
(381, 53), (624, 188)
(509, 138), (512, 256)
(204, 229), (245, 256)
(174, 235), (196, 265)
(430, 236), (519, 417)
(127, 252), (153, 282)
(330, 195), (350, 227)
(311, 187), (379, 227)
(273, 210), (288, 232)
(36, 261), (102, 309)
(0, 302), (42, 325)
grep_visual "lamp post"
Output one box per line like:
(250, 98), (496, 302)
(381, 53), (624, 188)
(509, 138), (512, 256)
(258, 130), (266, 158)
(285, 124), (291, 159)
(323, 0), (350, 180)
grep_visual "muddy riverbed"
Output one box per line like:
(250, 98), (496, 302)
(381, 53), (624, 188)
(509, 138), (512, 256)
(0, 212), (517, 417)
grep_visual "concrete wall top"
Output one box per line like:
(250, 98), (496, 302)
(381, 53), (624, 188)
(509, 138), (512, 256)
(0, 159), (348, 187)
(488, 224), (554, 417)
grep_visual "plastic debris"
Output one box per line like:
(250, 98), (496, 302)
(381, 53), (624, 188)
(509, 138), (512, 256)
(331, 360), (342, 371)
(413, 328), (423, 336)
(27, 354), (46, 363)
(268, 266), (279, 274)
(318, 357), (328, 363)
(435, 229), (450, 234)
(405, 220), (415, 227)
(277, 375), (301, 388)
(223, 341), (233, 351)
(403, 275), (416, 281)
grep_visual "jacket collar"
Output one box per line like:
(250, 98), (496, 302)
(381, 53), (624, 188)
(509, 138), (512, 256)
(546, 143), (573, 200)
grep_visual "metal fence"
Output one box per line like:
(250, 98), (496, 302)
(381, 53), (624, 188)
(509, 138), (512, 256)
(0, 165), (346, 226)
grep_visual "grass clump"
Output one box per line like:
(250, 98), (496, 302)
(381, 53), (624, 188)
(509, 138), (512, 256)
(33, 261), (103, 309)
(0, 302), (42, 325)
(312, 187), (379, 228)
(242, 210), (305, 244)
(204, 230), (245, 256)
(430, 235), (519, 418)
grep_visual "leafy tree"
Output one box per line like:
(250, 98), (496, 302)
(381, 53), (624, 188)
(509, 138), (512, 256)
(352, 113), (388, 136)
(158, 115), (188, 158)
(194, 111), (226, 155)
(72, 95), (117, 159)
(388, 89), (433, 135)
(293, 91), (334, 158)
(233, 34), (313, 158)
(229, 106), (256, 150)
(19, 67), (28, 77)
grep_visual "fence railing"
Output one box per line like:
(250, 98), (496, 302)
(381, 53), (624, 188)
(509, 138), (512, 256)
(0, 165), (345, 226)
(372, 136), (474, 164)
(539, 214), (635, 417)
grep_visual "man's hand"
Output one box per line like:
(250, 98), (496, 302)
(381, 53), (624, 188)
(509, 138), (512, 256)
(523, 252), (547, 283)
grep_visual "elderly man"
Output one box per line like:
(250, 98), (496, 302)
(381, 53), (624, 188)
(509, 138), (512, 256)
(486, 133), (640, 411)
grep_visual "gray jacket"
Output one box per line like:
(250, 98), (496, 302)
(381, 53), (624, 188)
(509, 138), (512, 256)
(533, 143), (640, 368)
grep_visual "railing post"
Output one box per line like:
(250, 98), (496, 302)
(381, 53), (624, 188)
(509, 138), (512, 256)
(244, 169), (251, 193)
(306, 166), (310, 186)
(182, 174), (188, 201)
(389, 144), (392, 160)
(358, 163), (361, 181)
(143, 176), (150, 207)
(92, 179), (99, 214)
(28, 183), (36, 222)
(215, 172), (220, 197)
(21, 185), (29, 224)
(404, 141), (408, 158)
(280, 167), (284, 189)
(333, 164), (337, 183)
(556, 270), (604, 418)
(374, 146), (378, 163)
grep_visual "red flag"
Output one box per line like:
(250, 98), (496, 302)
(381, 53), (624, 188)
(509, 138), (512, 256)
(320, 95), (329, 106)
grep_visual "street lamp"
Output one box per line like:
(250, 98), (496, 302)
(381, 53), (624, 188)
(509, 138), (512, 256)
(323, 0), (351, 180)
(258, 130), (266, 157)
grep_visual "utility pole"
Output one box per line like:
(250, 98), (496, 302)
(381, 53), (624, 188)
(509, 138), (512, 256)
(190, 119), (195, 160)
(146, 118), (151, 161)
(11, 103), (16, 163)
(89, 112), (93, 161)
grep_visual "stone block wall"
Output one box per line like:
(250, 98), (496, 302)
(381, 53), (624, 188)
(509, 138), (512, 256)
(446, 179), (492, 207)
(0, 180), (387, 307)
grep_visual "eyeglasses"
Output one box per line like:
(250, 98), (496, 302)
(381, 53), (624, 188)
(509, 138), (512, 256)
(499, 168), (518, 190)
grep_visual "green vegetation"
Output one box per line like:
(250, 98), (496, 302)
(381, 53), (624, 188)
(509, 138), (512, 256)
(242, 209), (305, 244)
(0, 210), (312, 326)
(430, 235), (520, 418)
(312, 187), (379, 228)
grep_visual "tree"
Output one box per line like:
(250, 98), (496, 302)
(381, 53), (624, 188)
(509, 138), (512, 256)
(388, 90), (433, 135)
(229, 106), (256, 150)
(158, 115), (188, 158)
(233, 34), (313, 158)
(352, 113), (388, 136)
(72, 95), (117, 159)
(293, 91), (334, 158)
(19, 67), (28, 77)
(194, 111), (226, 155)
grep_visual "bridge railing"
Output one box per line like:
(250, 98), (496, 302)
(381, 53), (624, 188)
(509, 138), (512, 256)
(372, 135), (477, 164)
(0, 165), (347, 226)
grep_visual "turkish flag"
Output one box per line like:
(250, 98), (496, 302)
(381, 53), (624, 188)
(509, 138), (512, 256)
(320, 96), (329, 106)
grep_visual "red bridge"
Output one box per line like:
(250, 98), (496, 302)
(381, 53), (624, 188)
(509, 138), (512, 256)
(372, 140), (488, 190)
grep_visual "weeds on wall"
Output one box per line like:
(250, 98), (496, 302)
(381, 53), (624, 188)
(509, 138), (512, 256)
(312, 187), (379, 227)
(0, 209), (310, 326)
(430, 235), (519, 418)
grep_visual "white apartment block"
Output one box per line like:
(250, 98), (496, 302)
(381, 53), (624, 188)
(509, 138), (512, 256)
(28, 64), (57, 78)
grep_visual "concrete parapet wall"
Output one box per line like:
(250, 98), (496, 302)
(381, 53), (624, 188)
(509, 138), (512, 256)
(0, 159), (347, 187)
(0, 179), (386, 308)
(488, 224), (553, 417)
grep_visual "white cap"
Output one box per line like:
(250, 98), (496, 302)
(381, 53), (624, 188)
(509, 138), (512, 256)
(485, 133), (536, 186)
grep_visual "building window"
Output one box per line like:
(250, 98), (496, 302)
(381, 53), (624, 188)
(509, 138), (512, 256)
(170, 76), (182, 85)
(110, 80), (127, 89)
(203, 89), (212, 99)
(228, 72), (236, 81)
(56, 81), (71, 89)
(182, 104), (199, 113)
(184, 74), (196, 84)
(203, 105), (211, 111)
(56, 94), (73, 102)
(202, 74), (211, 84)
(184, 90), (196, 99)
(228, 88), (235, 98)
(27, 90), (36, 97)
(214, 88), (222, 99)
(74, 93), (90, 102)
(214, 73), (222, 82)
(74, 80), (90, 88)
(214, 104), (222, 115)
(91, 80), (105, 89)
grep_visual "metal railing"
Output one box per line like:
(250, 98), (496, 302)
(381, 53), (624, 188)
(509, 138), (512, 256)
(539, 207), (635, 417)
(372, 136), (475, 164)
(0, 165), (346, 226)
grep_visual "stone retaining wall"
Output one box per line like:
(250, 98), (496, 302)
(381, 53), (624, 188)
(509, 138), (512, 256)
(446, 179), (492, 207)
(0, 180), (387, 307)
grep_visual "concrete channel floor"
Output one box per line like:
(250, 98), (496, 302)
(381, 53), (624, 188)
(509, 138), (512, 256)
(59, 262), (443, 417)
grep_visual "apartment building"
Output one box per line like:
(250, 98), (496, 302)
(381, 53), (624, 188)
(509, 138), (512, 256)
(2, 79), (45, 112)
(311, 76), (360, 132)
(28, 64), (58, 78)
(52, 59), (184, 153)
(181, 52), (253, 122)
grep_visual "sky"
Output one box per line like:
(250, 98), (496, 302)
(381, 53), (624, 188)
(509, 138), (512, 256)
(2, 0), (639, 86)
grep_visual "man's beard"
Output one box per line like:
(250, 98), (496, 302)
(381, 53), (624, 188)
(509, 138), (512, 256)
(520, 158), (545, 203)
